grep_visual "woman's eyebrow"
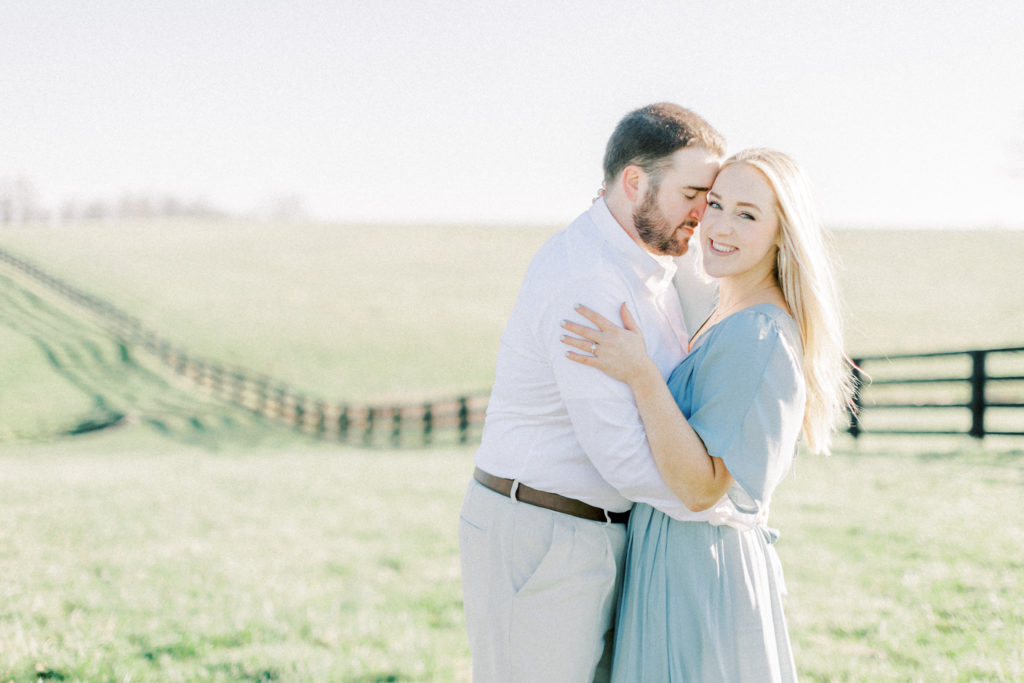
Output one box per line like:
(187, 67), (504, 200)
(706, 192), (762, 212)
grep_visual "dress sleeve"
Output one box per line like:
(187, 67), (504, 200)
(686, 310), (805, 513)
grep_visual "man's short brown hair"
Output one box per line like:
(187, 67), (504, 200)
(602, 103), (725, 186)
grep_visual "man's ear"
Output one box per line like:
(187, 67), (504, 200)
(619, 164), (647, 204)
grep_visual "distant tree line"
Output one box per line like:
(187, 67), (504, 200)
(0, 176), (306, 226)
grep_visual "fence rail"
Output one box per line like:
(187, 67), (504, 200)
(848, 347), (1024, 438)
(5, 245), (1024, 446)
(0, 246), (488, 446)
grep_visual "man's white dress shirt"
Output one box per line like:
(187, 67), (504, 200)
(475, 199), (710, 519)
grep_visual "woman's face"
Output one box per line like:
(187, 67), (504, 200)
(700, 163), (781, 281)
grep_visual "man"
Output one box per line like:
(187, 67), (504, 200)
(459, 103), (724, 681)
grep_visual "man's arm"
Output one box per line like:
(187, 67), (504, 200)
(546, 277), (688, 511)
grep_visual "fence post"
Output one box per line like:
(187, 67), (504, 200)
(232, 372), (246, 404)
(969, 350), (986, 439)
(338, 405), (350, 441)
(315, 402), (326, 436)
(423, 403), (433, 446)
(257, 381), (270, 416)
(848, 360), (863, 438)
(158, 342), (172, 367)
(275, 386), (287, 420)
(210, 364), (225, 396)
(364, 408), (376, 446)
(458, 397), (469, 444)
(391, 407), (402, 447)
(175, 351), (188, 376)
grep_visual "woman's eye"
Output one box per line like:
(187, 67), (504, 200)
(707, 201), (722, 210)
(740, 212), (755, 220)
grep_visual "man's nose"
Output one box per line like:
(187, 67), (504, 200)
(690, 201), (707, 222)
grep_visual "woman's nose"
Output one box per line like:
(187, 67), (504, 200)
(705, 215), (731, 236)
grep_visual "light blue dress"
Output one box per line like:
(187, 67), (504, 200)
(611, 304), (805, 683)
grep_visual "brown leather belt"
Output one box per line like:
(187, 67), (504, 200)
(474, 467), (630, 524)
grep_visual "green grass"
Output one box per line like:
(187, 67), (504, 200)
(0, 433), (1020, 681)
(774, 443), (1024, 681)
(0, 430), (473, 682)
(0, 319), (94, 439)
(0, 268), (289, 445)
(3, 222), (1022, 406)
(0, 221), (556, 403)
(829, 230), (1024, 355)
(1, 220), (1023, 680)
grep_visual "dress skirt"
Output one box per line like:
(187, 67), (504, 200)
(611, 503), (797, 682)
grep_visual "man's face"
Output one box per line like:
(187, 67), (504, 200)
(632, 146), (720, 257)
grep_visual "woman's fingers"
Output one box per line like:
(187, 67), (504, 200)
(561, 318), (598, 342)
(564, 349), (596, 365)
(562, 303), (639, 363)
(573, 304), (616, 331)
(619, 303), (639, 332)
(560, 333), (597, 354)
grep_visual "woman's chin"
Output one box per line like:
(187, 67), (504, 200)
(701, 264), (728, 279)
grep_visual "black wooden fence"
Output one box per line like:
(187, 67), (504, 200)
(0, 246), (488, 447)
(848, 347), (1024, 438)
(5, 245), (1024, 445)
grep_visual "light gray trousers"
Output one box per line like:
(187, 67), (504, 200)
(458, 478), (627, 682)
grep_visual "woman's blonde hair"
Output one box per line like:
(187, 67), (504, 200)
(723, 148), (855, 454)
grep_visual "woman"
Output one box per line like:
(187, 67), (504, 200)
(561, 148), (853, 681)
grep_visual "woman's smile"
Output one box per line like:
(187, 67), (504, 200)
(708, 238), (737, 254)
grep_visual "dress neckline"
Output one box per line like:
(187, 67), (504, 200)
(687, 303), (792, 354)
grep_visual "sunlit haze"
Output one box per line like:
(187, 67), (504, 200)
(2, 0), (1022, 228)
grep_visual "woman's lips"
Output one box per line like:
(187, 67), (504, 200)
(709, 238), (737, 254)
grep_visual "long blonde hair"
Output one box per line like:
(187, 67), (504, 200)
(723, 149), (854, 454)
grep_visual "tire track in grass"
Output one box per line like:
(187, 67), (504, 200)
(1, 276), (267, 444)
(0, 281), (116, 422)
(0, 271), (281, 447)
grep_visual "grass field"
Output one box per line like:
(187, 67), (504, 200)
(1, 220), (1023, 680)
(2, 221), (1022, 405)
(0, 431), (1021, 681)
(0, 220), (556, 404)
(0, 430), (471, 682)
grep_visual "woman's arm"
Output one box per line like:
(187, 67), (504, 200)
(562, 303), (734, 511)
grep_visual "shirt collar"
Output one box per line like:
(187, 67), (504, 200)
(587, 198), (678, 294)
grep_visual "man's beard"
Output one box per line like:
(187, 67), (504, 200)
(633, 186), (695, 257)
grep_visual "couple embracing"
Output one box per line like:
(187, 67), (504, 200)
(459, 103), (853, 681)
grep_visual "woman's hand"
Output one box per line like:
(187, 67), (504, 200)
(561, 303), (657, 385)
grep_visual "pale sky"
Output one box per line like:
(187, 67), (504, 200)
(2, 0), (1023, 228)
